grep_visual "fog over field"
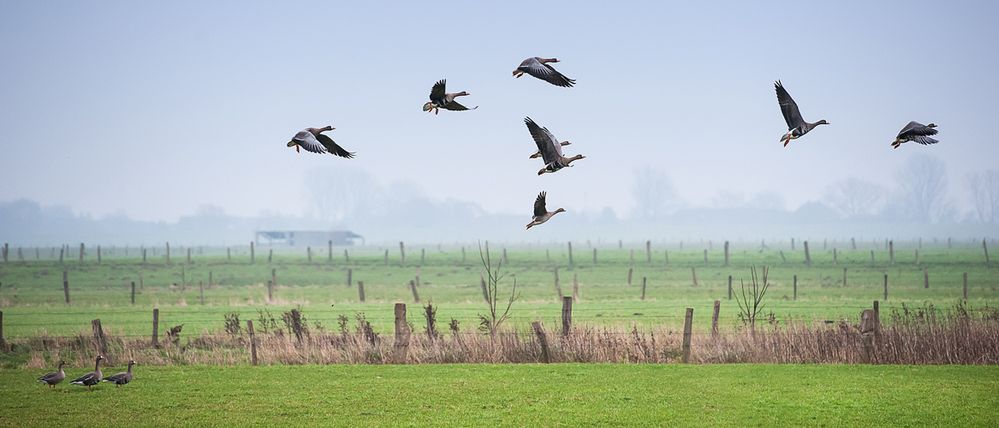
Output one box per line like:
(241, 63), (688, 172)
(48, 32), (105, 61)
(1, 1), (997, 244)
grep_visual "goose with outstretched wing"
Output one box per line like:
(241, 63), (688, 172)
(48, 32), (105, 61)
(286, 126), (355, 158)
(526, 191), (565, 229)
(423, 79), (476, 114)
(525, 117), (585, 176)
(513, 57), (575, 88)
(892, 121), (939, 149)
(775, 80), (828, 147)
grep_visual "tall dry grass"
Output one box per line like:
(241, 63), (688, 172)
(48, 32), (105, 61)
(15, 304), (999, 368)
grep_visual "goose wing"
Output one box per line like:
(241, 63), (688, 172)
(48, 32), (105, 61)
(38, 371), (59, 382)
(524, 117), (562, 164)
(910, 135), (939, 145)
(103, 372), (128, 383)
(71, 372), (97, 384)
(442, 100), (476, 111)
(775, 80), (805, 130)
(897, 121), (938, 139)
(430, 80), (446, 103)
(534, 192), (548, 217)
(519, 58), (575, 87)
(292, 131), (327, 154)
(316, 133), (356, 158)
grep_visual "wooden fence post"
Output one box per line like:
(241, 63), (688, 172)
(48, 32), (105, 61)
(393, 303), (410, 363)
(883, 274), (888, 300)
(59, 246), (64, 264)
(546, 249), (550, 263)
(963, 272), (968, 300)
(791, 238), (795, 251)
(409, 280), (420, 303)
(1, 243), (6, 263)
(328, 240), (333, 263)
(833, 248), (838, 265)
(307, 246), (312, 263)
(923, 269), (929, 289)
(344, 249), (349, 263)
(249, 241), (254, 264)
(914, 249), (919, 266)
(384, 249), (389, 266)
(851, 237), (857, 250)
(79, 243), (85, 264)
(357, 281), (365, 303)
(984, 239), (991, 265)
(267, 249), (273, 264)
(97, 245), (101, 264)
(703, 249), (708, 263)
(208, 271), (213, 288)
(640, 277), (647, 301)
(131, 281), (136, 305)
(627, 267), (633, 286)
(593, 248), (597, 265)
(691, 267), (698, 286)
(803, 241), (811, 266)
(568, 242), (574, 269)
(532, 322), (551, 363)
(480, 273), (489, 303)
(727, 275), (733, 300)
(842, 267), (847, 287)
(399, 241), (406, 265)
(554, 267), (562, 298)
(572, 273), (579, 302)
(421, 248), (426, 265)
(0, 311), (5, 351)
(646, 240), (652, 264)
(187, 247), (191, 265)
(889, 240), (895, 265)
(63, 270), (70, 304)
(561, 296), (573, 337)
(92, 319), (108, 361)
(166, 242), (171, 264)
(461, 246), (466, 264)
(724, 241), (730, 266)
(199, 281), (205, 305)
(711, 300), (720, 339)
(793, 275), (798, 301)
(267, 280), (273, 302)
(502, 248), (508, 265)
(246, 319), (258, 365)
(681, 308), (693, 363)
(779, 250), (786, 263)
(873, 300), (880, 333)
(271, 268), (277, 289)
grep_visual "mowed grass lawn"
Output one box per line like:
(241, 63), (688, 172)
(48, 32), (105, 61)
(1, 364), (997, 426)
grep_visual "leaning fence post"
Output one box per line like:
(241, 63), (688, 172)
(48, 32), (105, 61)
(984, 239), (991, 265)
(681, 308), (693, 363)
(553, 267), (562, 298)
(399, 241), (406, 265)
(267, 249), (273, 264)
(409, 280), (420, 303)
(246, 320), (258, 366)
(711, 300), (720, 339)
(572, 273), (580, 302)
(393, 303), (410, 363)
(63, 270), (70, 305)
(532, 321), (551, 363)
(91, 319), (109, 361)
(640, 277), (647, 301)
(691, 267), (698, 286)
(357, 281), (365, 303)
(561, 296), (573, 337)
(347, 268), (353, 287)
(963, 272), (968, 300)
(480, 274), (489, 303)
(803, 241), (811, 266)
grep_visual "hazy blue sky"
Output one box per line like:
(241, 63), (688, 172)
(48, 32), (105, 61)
(1, 0), (997, 222)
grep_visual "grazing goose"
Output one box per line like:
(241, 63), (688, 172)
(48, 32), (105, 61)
(70, 355), (104, 390)
(526, 191), (565, 230)
(529, 141), (570, 159)
(37, 360), (66, 388)
(103, 360), (135, 387)
(524, 117), (585, 175)
(423, 79), (476, 114)
(775, 81), (829, 147)
(513, 57), (576, 88)
(892, 121), (938, 149)
(286, 126), (355, 158)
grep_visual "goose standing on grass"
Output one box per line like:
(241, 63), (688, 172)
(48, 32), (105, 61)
(775, 80), (829, 147)
(70, 355), (104, 390)
(286, 126), (355, 158)
(525, 117), (585, 175)
(892, 121), (939, 149)
(37, 361), (66, 389)
(513, 57), (576, 87)
(526, 192), (565, 230)
(423, 79), (477, 114)
(103, 360), (136, 387)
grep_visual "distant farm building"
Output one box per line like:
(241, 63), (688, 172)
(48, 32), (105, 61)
(254, 230), (363, 247)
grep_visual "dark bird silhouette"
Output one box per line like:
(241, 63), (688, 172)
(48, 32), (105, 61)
(526, 192), (565, 229)
(892, 121), (939, 149)
(524, 117), (585, 175)
(775, 81), (829, 147)
(513, 57), (575, 87)
(423, 80), (476, 114)
(287, 126), (355, 158)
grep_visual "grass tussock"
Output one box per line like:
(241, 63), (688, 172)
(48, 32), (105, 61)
(10, 304), (998, 368)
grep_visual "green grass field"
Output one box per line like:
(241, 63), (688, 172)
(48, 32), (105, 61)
(1, 364), (997, 426)
(0, 244), (996, 339)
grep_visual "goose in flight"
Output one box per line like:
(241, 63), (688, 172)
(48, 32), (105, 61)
(775, 80), (828, 147)
(423, 79), (476, 114)
(513, 57), (576, 88)
(286, 126), (355, 158)
(526, 192), (565, 230)
(892, 121), (938, 149)
(525, 117), (585, 175)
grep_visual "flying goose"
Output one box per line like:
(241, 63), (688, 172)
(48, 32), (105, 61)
(892, 121), (938, 149)
(287, 126), (355, 158)
(525, 117), (585, 175)
(775, 81), (829, 147)
(513, 57), (576, 88)
(103, 360), (136, 387)
(37, 360), (66, 388)
(529, 141), (570, 159)
(70, 355), (104, 390)
(526, 192), (565, 229)
(423, 79), (477, 114)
